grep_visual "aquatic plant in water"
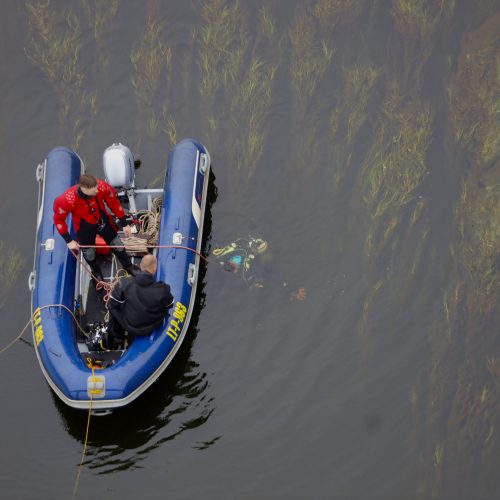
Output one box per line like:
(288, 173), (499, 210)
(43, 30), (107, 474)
(25, 1), (83, 99)
(330, 65), (382, 187)
(130, 16), (172, 142)
(130, 18), (171, 109)
(80, 0), (120, 43)
(289, 12), (333, 101)
(361, 81), (432, 254)
(258, 6), (275, 40)
(313, 0), (366, 32)
(198, 0), (277, 181)
(449, 13), (500, 318)
(80, 0), (120, 68)
(229, 57), (275, 179)
(25, 0), (97, 149)
(391, 0), (455, 92)
(0, 242), (25, 309)
(417, 13), (500, 499)
(392, 0), (454, 38)
(288, 7), (334, 178)
(198, 0), (247, 105)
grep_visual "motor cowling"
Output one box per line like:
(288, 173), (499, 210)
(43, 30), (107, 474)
(103, 143), (135, 189)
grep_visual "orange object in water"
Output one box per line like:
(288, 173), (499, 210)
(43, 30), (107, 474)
(95, 235), (110, 255)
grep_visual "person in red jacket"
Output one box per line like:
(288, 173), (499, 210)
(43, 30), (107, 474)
(53, 173), (136, 279)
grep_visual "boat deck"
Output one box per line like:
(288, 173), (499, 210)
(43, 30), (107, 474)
(76, 251), (141, 366)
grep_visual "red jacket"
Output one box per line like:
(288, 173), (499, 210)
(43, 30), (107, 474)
(53, 179), (126, 241)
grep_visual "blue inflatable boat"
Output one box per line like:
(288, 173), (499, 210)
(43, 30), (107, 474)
(29, 139), (211, 412)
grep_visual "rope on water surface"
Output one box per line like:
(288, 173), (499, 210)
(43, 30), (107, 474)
(71, 360), (99, 499)
(0, 303), (88, 355)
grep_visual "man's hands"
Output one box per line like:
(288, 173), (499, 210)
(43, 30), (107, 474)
(123, 224), (132, 238)
(67, 240), (80, 250)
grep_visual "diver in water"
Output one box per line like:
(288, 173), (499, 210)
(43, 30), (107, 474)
(213, 236), (269, 288)
(212, 236), (306, 300)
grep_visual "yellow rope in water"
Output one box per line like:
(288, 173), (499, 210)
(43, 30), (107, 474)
(71, 364), (96, 499)
(0, 303), (88, 355)
(0, 316), (33, 355)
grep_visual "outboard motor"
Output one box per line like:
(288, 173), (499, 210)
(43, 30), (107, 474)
(103, 143), (137, 211)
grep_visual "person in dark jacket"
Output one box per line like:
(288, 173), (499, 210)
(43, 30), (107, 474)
(107, 254), (174, 346)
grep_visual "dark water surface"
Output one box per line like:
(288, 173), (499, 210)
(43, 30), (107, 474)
(1, 1), (499, 499)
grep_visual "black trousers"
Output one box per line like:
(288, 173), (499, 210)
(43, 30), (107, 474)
(108, 308), (137, 346)
(77, 217), (130, 268)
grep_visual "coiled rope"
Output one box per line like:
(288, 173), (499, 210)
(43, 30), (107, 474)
(135, 196), (163, 245)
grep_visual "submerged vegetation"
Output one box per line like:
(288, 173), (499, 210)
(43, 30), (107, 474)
(391, 0), (455, 92)
(414, 11), (500, 499)
(198, 0), (277, 181)
(289, 12), (333, 101)
(392, 0), (454, 38)
(330, 65), (381, 187)
(0, 242), (25, 309)
(80, 0), (120, 67)
(25, 0), (98, 149)
(80, 0), (120, 43)
(313, 0), (365, 31)
(130, 16), (172, 142)
(198, 0), (246, 105)
(131, 18), (171, 109)
(362, 82), (432, 254)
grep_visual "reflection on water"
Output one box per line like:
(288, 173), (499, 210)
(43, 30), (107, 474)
(0, 0), (498, 498)
(55, 341), (217, 473)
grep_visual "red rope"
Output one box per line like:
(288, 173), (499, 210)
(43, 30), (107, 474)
(78, 244), (208, 262)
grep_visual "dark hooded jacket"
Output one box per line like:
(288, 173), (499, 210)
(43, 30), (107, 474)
(109, 271), (174, 336)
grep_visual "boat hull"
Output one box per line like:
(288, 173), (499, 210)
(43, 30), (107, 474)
(31, 139), (210, 410)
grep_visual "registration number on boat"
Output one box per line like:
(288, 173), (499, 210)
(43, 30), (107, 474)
(33, 307), (44, 346)
(165, 302), (187, 342)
